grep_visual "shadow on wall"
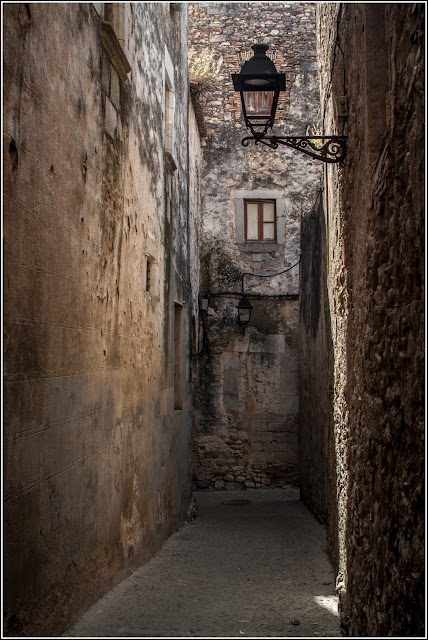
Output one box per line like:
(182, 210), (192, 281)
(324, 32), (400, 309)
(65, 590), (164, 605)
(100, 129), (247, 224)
(341, 4), (425, 636)
(299, 194), (339, 574)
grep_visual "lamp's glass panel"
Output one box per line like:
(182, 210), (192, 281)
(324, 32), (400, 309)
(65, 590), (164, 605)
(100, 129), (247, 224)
(260, 91), (274, 113)
(263, 223), (275, 240)
(246, 203), (259, 239)
(245, 92), (256, 112)
(263, 202), (275, 222)
(244, 91), (274, 115)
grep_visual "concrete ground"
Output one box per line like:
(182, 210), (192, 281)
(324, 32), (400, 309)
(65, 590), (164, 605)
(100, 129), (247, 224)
(64, 489), (341, 638)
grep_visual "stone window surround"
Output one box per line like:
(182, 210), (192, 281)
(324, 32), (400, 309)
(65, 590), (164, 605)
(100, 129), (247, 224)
(144, 241), (159, 299)
(93, 3), (131, 83)
(164, 45), (177, 171)
(232, 189), (286, 253)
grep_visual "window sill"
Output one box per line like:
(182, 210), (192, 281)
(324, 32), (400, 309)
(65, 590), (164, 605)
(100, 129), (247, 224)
(237, 242), (282, 253)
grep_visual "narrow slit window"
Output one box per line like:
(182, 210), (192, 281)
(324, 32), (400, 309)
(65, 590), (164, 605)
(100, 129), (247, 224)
(174, 303), (183, 410)
(145, 257), (152, 292)
(165, 83), (173, 151)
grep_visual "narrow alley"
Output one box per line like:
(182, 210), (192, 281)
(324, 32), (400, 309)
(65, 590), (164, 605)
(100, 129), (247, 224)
(64, 489), (340, 638)
(3, 2), (424, 638)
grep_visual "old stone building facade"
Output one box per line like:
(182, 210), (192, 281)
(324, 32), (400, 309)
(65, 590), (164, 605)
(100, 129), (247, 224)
(3, 3), (202, 635)
(300, 3), (424, 636)
(189, 2), (322, 491)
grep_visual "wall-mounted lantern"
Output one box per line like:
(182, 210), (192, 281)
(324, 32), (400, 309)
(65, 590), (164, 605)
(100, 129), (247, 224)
(231, 44), (285, 138)
(237, 295), (253, 333)
(232, 44), (347, 163)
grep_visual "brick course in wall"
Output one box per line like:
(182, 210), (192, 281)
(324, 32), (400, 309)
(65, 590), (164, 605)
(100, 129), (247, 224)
(189, 2), (319, 135)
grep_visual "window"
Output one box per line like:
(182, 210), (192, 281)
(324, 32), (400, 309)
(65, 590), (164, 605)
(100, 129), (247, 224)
(233, 189), (284, 251)
(104, 3), (126, 49)
(164, 83), (174, 152)
(99, 3), (131, 83)
(244, 200), (276, 242)
(245, 91), (274, 115)
(145, 256), (154, 292)
(164, 46), (177, 171)
(174, 303), (184, 410)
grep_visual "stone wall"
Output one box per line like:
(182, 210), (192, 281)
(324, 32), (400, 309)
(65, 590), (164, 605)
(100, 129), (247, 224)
(3, 3), (198, 636)
(194, 296), (301, 490)
(301, 3), (424, 635)
(189, 2), (322, 491)
(299, 195), (338, 567)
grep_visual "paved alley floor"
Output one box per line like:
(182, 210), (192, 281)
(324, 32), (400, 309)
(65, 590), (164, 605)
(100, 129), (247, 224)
(64, 488), (341, 638)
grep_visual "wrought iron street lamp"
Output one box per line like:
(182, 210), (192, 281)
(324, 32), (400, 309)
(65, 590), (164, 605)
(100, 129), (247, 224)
(232, 44), (347, 164)
(231, 44), (285, 138)
(236, 295), (253, 332)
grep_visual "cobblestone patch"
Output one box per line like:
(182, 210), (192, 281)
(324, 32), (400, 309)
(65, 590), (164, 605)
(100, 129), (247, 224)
(64, 489), (340, 638)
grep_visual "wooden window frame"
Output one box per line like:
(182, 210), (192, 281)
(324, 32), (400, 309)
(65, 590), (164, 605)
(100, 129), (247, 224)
(244, 199), (277, 242)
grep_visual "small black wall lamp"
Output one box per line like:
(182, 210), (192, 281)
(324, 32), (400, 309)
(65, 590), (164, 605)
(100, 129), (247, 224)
(232, 44), (347, 164)
(236, 295), (253, 333)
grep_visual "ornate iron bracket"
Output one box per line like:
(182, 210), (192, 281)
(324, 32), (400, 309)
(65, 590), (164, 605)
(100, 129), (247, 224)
(242, 135), (347, 164)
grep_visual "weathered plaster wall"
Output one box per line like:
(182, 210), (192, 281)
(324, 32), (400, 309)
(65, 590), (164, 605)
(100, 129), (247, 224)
(189, 2), (322, 491)
(3, 3), (197, 636)
(301, 3), (424, 636)
(194, 296), (301, 490)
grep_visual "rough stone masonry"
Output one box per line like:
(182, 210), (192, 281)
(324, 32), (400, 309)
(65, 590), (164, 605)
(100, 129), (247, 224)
(189, 2), (322, 491)
(300, 3), (425, 636)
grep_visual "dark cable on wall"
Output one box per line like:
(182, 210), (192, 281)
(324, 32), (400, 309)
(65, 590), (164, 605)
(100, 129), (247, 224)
(241, 257), (301, 294)
(193, 259), (301, 357)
